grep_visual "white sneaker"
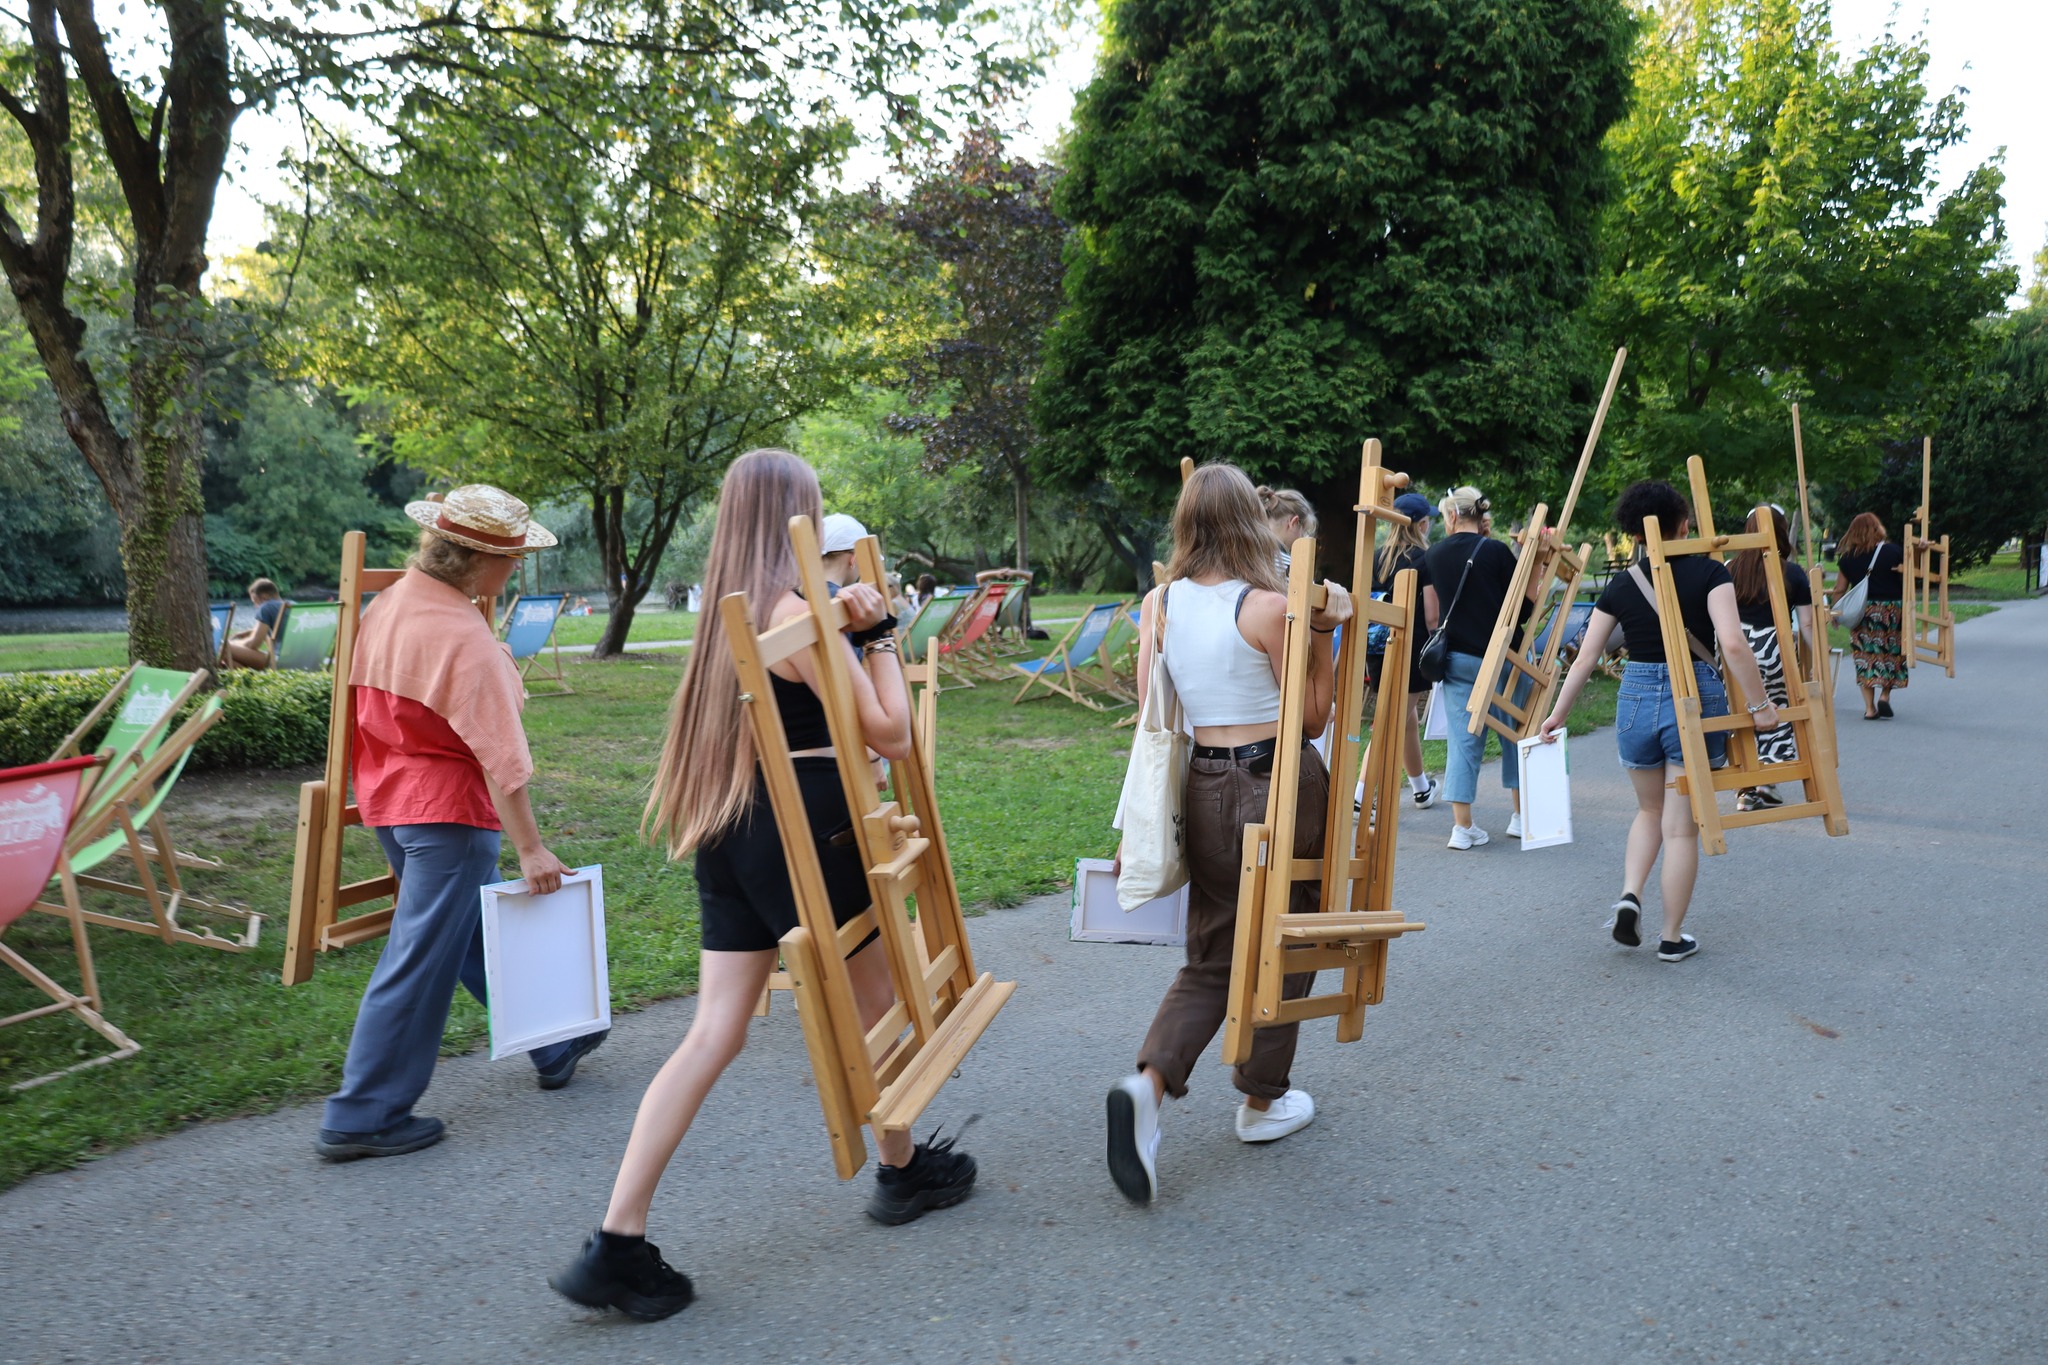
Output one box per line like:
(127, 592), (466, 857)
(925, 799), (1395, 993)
(1447, 823), (1490, 850)
(1235, 1088), (1316, 1143)
(1506, 812), (1523, 839)
(1411, 777), (1439, 810)
(1106, 1074), (1161, 1203)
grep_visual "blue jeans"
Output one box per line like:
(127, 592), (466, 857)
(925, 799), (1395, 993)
(323, 823), (588, 1134)
(1440, 650), (1519, 807)
(1614, 661), (1729, 771)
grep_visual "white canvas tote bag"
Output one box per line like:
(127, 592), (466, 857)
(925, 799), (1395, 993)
(1117, 598), (1191, 910)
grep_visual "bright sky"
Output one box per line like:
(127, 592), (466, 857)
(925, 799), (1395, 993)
(210, 2), (2045, 301)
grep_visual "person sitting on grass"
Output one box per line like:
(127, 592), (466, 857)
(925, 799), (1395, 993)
(222, 578), (283, 668)
(550, 448), (976, 1323)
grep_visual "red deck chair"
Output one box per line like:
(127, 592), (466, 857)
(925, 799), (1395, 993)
(934, 583), (1008, 688)
(1, 756), (140, 1091)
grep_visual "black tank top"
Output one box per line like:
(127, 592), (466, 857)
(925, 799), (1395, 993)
(770, 670), (833, 749)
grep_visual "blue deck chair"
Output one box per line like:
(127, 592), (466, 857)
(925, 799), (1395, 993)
(501, 593), (572, 696)
(1012, 602), (1132, 710)
(209, 603), (236, 663)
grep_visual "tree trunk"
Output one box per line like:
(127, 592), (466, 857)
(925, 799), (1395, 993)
(123, 322), (214, 669)
(590, 483), (657, 658)
(1010, 458), (1032, 628)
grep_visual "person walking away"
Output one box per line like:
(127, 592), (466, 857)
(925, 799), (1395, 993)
(550, 449), (975, 1322)
(1106, 463), (1353, 1204)
(222, 578), (284, 668)
(1422, 487), (1539, 848)
(1258, 486), (1317, 573)
(1731, 506), (1815, 811)
(1537, 481), (1780, 962)
(317, 486), (607, 1162)
(1831, 512), (1907, 720)
(819, 512), (869, 588)
(1361, 492), (1441, 811)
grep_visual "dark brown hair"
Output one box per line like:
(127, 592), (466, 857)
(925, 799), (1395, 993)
(1732, 506), (1792, 606)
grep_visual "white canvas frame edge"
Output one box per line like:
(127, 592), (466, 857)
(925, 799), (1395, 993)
(1071, 857), (1187, 945)
(1514, 733), (1573, 850)
(480, 865), (612, 1060)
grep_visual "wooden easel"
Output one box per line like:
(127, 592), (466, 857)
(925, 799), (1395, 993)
(1790, 405), (1837, 737)
(725, 518), (1014, 1177)
(1646, 456), (1849, 856)
(1903, 436), (1955, 677)
(1221, 440), (1426, 1067)
(283, 532), (496, 985)
(1466, 348), (1626, 743)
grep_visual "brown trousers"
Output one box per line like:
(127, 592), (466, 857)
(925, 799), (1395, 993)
(1137, 744), (1326, 1101)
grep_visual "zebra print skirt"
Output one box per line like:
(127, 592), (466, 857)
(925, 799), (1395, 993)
(1739, 621), (1799, 766)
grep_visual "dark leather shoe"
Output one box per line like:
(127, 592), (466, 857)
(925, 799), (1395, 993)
(536, 1028), (609, 1091)
(316, 1114), (445, 1161)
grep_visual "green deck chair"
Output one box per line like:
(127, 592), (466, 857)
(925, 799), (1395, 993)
(900, 594), (966, 665)
(52, 694), (261, 952)
(49, 665), (210, 835)
(272, 601), (342, 671)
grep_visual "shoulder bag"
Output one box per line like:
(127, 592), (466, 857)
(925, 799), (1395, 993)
(1116, 586), (1191, 910)
(1415, 544), (1476, 683)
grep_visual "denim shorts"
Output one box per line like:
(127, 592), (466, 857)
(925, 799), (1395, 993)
(1614, 661), (1729, 771)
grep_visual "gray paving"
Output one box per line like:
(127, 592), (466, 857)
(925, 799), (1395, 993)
(4, 601), (2043, 1364)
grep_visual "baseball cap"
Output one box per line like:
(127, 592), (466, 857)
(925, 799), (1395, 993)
(820, 513), (868, 555)
(1393, 493), (1435, 522)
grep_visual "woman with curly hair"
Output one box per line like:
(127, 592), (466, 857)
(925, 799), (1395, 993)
(1831, 512), (1907, 720)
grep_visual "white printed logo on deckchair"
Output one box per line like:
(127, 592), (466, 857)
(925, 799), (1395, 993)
(0, 783), (66, 849)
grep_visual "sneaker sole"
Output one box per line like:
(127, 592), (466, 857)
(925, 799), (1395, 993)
(1105, 1087), (1155, 1204)
(865, 1176), (976, 1227)
(547, 1269), (694, 1322)
(315, 1130), (444, 1161)
(1611, 904), (1640, 948)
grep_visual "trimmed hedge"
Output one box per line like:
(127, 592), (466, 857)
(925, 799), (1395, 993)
(0, 667), (331, 770)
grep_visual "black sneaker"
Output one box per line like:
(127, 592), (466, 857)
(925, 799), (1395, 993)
(535, 1028), (609, 1090)
(866, 1128), (978, 1226)
(1610, 898), (1641, 948)
(549, 1230), (695, 1321)
(1657, 935), (1699, 962)
(315, 1114), (444, 1161)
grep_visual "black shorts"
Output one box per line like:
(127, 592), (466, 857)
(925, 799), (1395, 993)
(694, 757), (876, 954)
(1366, 651), (1431, 697)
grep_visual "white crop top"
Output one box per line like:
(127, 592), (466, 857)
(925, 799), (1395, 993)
(1162, 578), (1282, 727)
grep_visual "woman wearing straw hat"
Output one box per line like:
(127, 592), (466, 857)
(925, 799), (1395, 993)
(316, 486), (609, 1161)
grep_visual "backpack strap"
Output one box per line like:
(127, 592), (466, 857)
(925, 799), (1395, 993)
(1628, 563), (1717, 666)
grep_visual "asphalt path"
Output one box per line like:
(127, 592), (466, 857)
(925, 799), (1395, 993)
(4, 600), (2042, 1364)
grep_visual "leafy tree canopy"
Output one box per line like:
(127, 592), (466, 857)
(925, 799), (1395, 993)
(1592, 0), (2017, 505)
(1035, 0), (1637, 530)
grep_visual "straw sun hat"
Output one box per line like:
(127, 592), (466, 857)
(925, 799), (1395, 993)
(404, 485), (558, 555)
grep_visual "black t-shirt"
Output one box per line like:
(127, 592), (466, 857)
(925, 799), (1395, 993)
(1366, 545), (1430, 682)
(1837, 541), (1903, 601)
(1736, 560), (1811, 628)
(1423, 532), (1524, 657)
(1595, 556), (1731, 663)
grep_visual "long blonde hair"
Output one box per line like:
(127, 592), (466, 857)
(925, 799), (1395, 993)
(1375, 512), (1429, 583)
(646, 449), (824, 856)
(1256, 485), (1317, 541)
(1166, 464), (1286, 593)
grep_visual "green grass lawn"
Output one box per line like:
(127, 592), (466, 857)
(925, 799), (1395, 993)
(1951, 551), (2035, 600)
(0, 632), (129, 673)
(0, 622), (1615, 1187)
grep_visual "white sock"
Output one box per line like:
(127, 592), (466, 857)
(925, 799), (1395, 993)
(1411, 774), (1430, 794)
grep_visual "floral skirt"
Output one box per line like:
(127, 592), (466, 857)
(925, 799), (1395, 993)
(1851, 601), (1908, 690)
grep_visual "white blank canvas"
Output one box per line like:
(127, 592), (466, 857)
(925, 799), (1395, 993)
(1515, 734), (1573, 849)
(1072, 858), (1187, 945)
(480, 866), (611, 1059)
(1422, 682), (1450, 740)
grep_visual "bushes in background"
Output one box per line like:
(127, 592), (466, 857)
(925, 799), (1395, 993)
(0, 668), (331, 770)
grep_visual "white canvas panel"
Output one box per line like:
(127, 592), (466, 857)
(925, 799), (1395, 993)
(1071, 858), (1187, 945)
(480, 866), (611, 1059)
(1515, 734), (1573, 850)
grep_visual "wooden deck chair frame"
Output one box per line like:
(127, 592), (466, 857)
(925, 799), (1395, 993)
(1221, 440), (1428, 1067)
(49, 695), (260, 951)
(931, 582), (1004, 689)
(282, 531), (496, 984)
(210, 601), (238, 667)
(501, 592), (575, 697)
(1466, 348), (1626, 743)
(1902, 437), (1955, 677)
(4, 756), (142, 1090)
(726, 521), (1014, 1177)
(1645, 455), (1850, 856)
(898, 594), (965, 667)
(48, 664), (212, 864)
(272, 599), (344, 672)
(1010, 601), (1134, 710)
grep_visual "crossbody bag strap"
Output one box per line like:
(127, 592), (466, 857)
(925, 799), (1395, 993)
(1438, 546), (1479, 633)
(1628, 563), (1716, 666)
